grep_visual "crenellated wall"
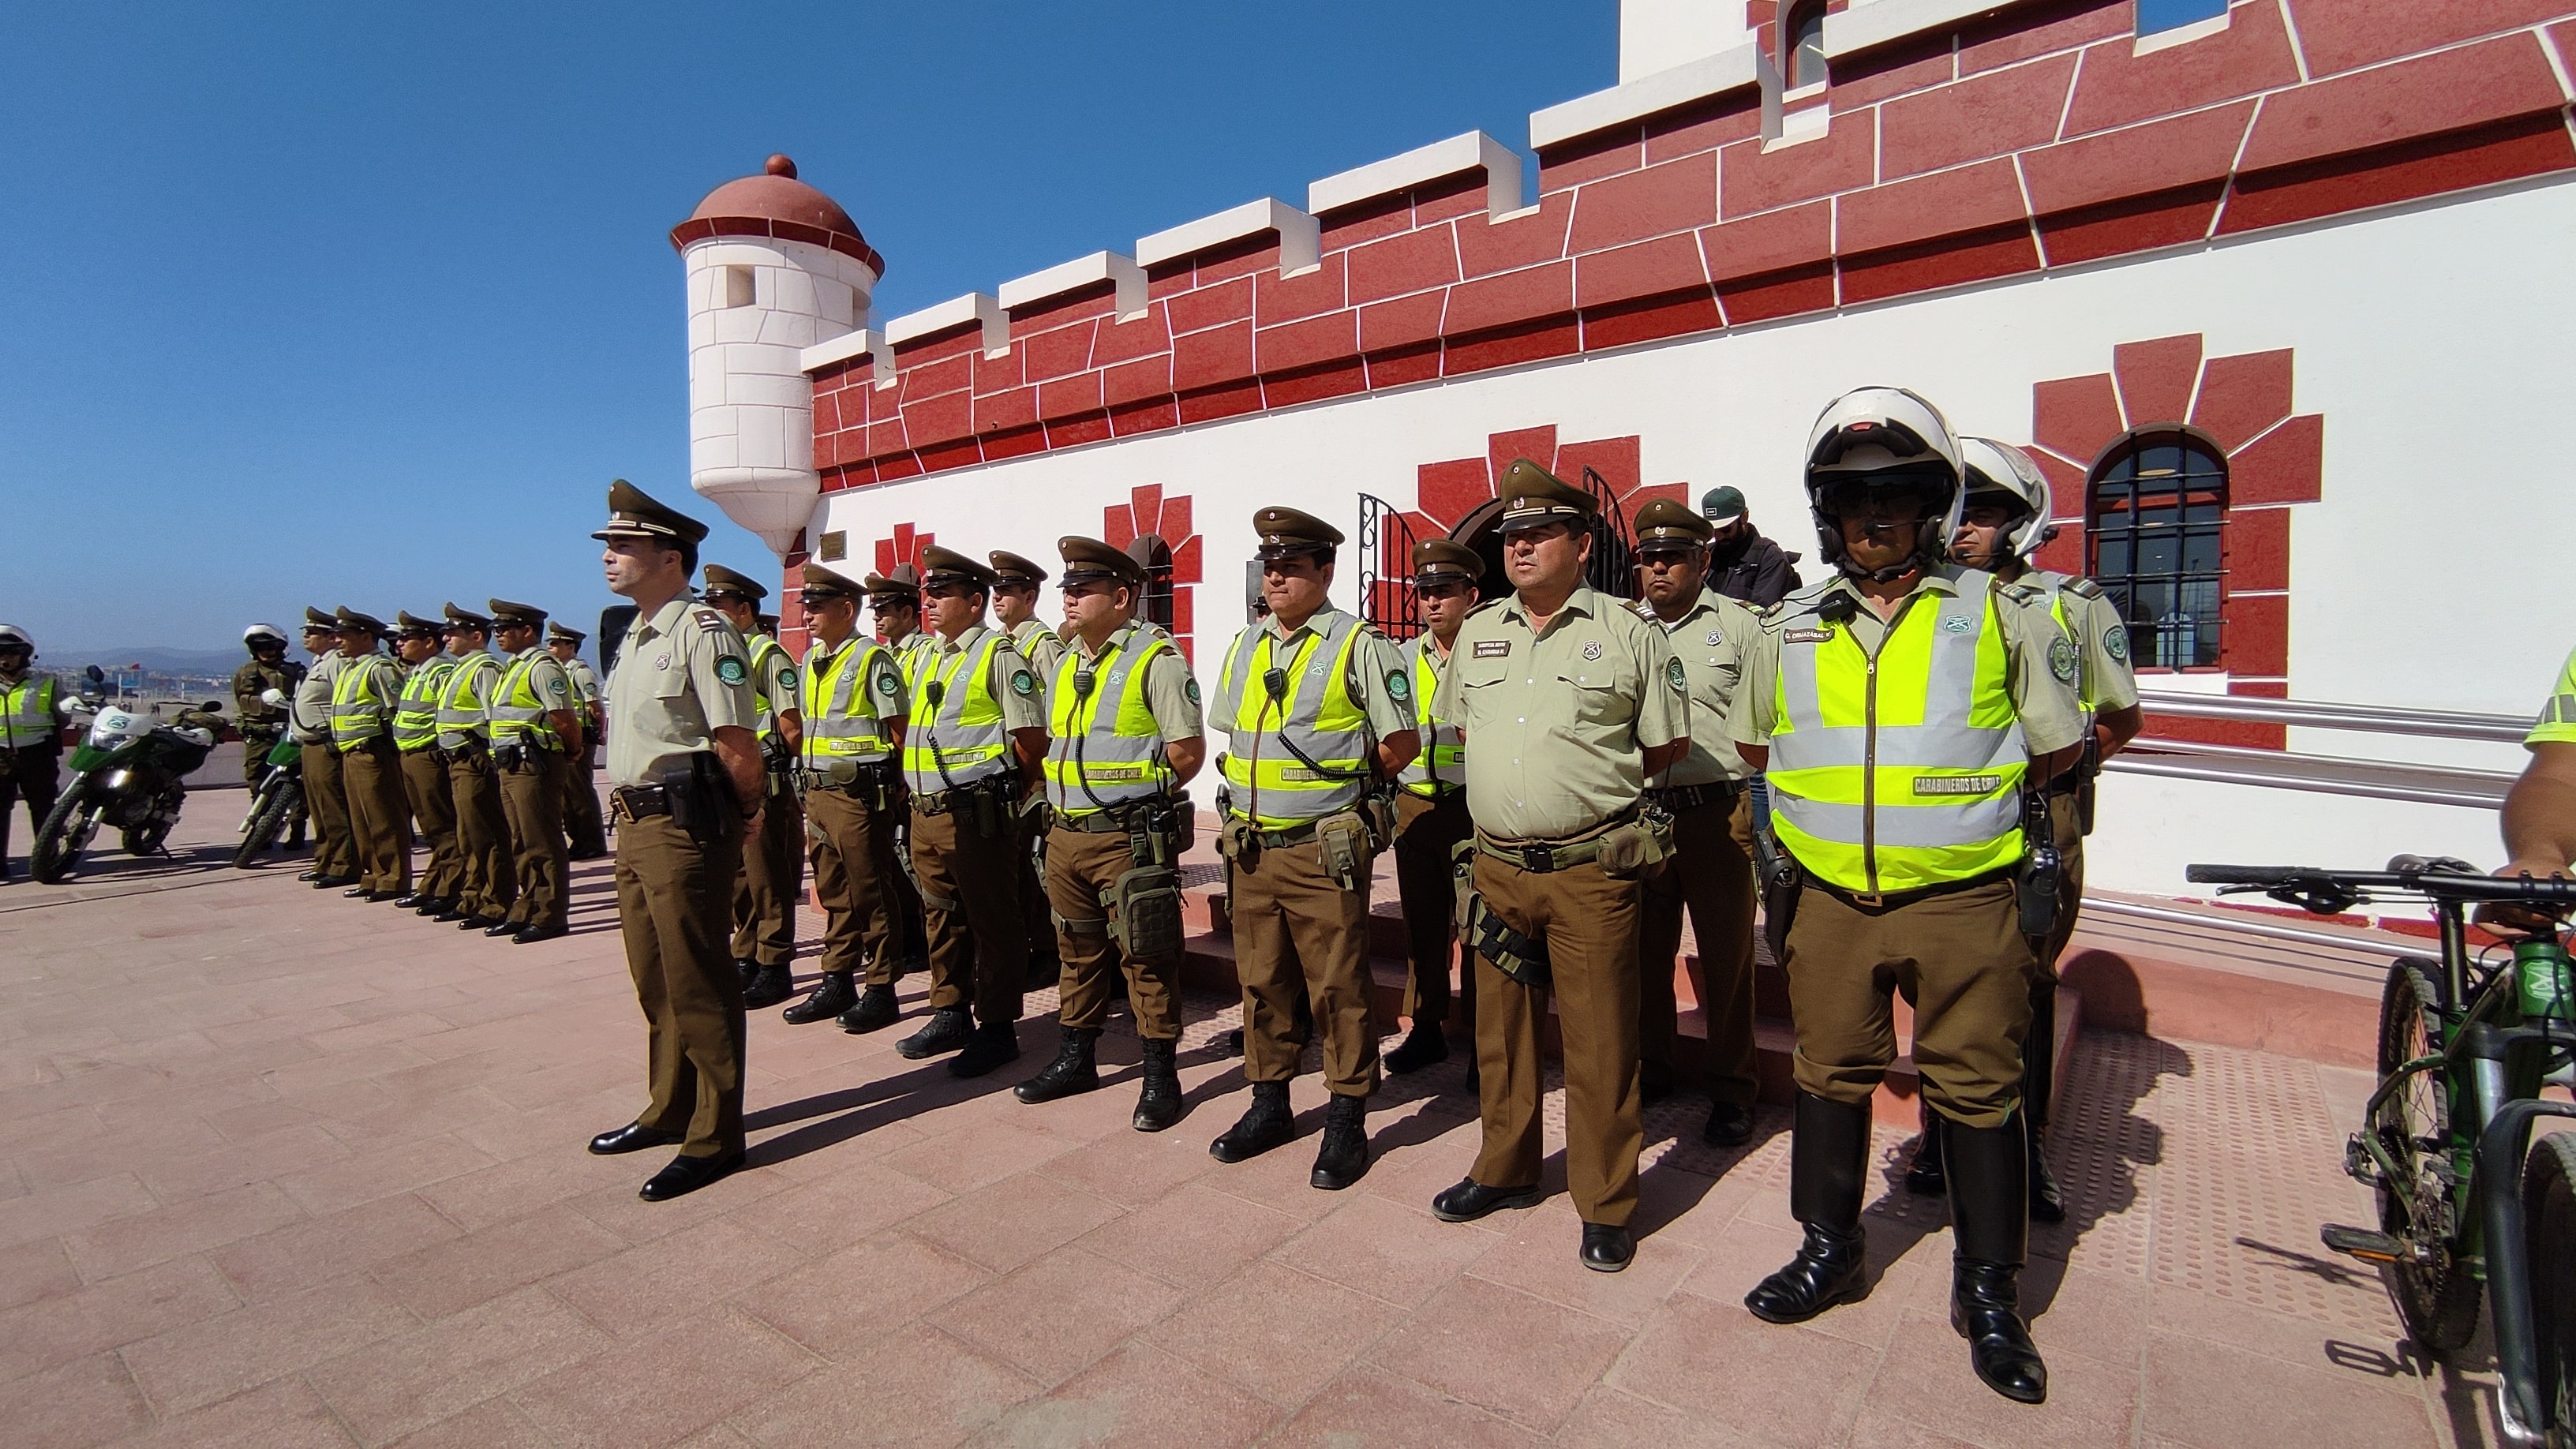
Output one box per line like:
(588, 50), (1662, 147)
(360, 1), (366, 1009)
(807, 0), (2576, 491)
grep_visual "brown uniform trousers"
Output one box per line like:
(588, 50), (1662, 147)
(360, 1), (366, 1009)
(911, 801), (1029, 1028)
(1470, 852), (1644, 1226)
(1232, 835), (1380, 1098)
(1637, 788), (1758, 1105)
(399, 747), (462, 901)
(447, 749), (515, 921)
(500, 751), (570, 930)
(562, 726), (608, 858)
(1020, 835), (1054, 971)
(731, 779), (803, 968)
(806, 781), (907, 985)
(2039, 791), (2085, 979)
(615, 811), (747, 1159)
(1046, 815), (1193, 1039)
(1391, 790), (1474, 1037)
(301, 740), (356, 880)
(241, 728), (284, 787)
(340, 736), (413, 895)
(1780, 877), (2035, 1127)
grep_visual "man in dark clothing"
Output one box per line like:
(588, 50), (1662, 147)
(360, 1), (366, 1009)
(1701, 486), (1803, 607)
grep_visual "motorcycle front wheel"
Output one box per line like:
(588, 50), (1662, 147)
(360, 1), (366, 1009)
(30, 781), (93, 884)
(234, 780), (301, 868)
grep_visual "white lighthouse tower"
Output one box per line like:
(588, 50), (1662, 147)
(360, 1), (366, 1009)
(669, 155), (882, 555)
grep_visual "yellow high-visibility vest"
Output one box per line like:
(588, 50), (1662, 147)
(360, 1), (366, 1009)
(1395, 637), (1462, 797)
(1043, 626), (1173, 816)
(1214, 615), (1370, 828)
(901, 633), (1009, 792)
(392, 657), (457, 752)
(800, 635), (897, 772)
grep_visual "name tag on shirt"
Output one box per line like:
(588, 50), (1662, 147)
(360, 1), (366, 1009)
(1471, 641), (1510, 658)
(1784, 628), (1833, 645)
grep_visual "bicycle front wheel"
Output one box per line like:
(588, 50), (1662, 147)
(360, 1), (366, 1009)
(2525, 1129), (2576, 1444)
(2375, 956), (2482, 1354)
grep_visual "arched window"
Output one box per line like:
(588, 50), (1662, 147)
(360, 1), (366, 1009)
(1129, 534), (1176, 631)
(1784, 2), (1829, 89)
(2087, 428), (2228, 668)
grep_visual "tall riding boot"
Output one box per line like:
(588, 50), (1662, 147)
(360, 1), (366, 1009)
(1944, 1112), (2048, 1404)
(2024, 983), (2066, 1222)
(1904, 1103), (1946, 1196)
(1014, 1025), (1100, 1104)
(1745, 1091), (1872, 1324)
(1133, 1038), (1181, 1133)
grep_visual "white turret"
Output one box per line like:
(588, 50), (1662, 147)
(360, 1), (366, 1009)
(669, 155), (882, 555)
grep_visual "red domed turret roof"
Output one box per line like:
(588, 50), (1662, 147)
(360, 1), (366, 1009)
(669, 155), (884, 278)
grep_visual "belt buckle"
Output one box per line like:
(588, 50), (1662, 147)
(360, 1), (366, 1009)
(1851, 890), (1885, 908)
(1521, 843), (1553, 874)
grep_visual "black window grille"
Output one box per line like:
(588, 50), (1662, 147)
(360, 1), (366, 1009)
(2086, 429), (2228, 668)
(1129, 534), (1176, 631)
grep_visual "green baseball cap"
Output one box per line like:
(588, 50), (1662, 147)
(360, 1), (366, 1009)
(1700, 486), (1747, 525)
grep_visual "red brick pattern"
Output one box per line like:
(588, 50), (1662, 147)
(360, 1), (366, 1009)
(1383, 425), (1692, 621)
(810, 2), (2576, 489)
(1101, 485), (1201, 663)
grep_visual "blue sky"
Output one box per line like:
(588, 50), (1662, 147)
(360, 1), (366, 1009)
(1, 1), (1612, 660)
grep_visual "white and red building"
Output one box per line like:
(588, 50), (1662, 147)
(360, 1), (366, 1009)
(668, 0), (2576, 909)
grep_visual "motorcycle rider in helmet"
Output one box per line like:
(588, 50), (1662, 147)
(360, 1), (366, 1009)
(1730, 390), (2084, 1405)
(233, 624), (301, 789)
(1, 625), (73, 883)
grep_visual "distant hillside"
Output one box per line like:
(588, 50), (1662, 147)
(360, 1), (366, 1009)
(60, 646), (270, 677)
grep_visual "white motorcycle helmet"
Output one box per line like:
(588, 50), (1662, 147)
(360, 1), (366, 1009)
(242, 623), (289, 652)
(1802, 387), (1964, 581)
(1956, 436), (2056, 562)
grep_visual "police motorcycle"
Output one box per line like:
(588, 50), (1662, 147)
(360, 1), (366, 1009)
(232, 687), (306, 868)
(28, 667), (224, 883)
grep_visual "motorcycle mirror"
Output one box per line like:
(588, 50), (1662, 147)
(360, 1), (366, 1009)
(84, 665), (106, 683)
(202, 701), (223, 713)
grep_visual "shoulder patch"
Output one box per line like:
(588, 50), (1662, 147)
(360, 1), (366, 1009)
(1010, 668), (1036, 698)
(1386, 669), (1410, 702)
(874, 673), (900, 698)
(1184, 676), (1200, 704)
(2103, 626), (2129, 663)
(1664, 657), (1687, 693)
(778, 666), (799, 691)
(714, 656), (747, 686)
(2047, 635), (2078, 684)
(691, 608), (728, 629)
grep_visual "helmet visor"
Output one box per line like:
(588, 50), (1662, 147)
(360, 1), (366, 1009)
(1816, 467), (1952, 525)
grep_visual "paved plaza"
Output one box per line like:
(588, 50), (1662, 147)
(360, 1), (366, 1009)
(0, 777), (2537, 1448)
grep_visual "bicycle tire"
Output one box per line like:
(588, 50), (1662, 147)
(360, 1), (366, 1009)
(233, 782), (294, 868)
(2525, 1129), (2576, 1445)
(2376, 956), (2483, 1354)
(28, 783), (90, 885)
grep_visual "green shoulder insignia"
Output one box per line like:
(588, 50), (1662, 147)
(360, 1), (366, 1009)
(778, 667), (799, 691)
(2103, 626), (2129, 663)
(2046, 635), (2078, 684)
(1385, 668), (1410, 702)
(1664, 657), (1688, 693)
(714, 656), (747, 686)
(1009, 668), (1037, 698)
(1184, 676), (1200, 705)
(874, 672), (900, 698)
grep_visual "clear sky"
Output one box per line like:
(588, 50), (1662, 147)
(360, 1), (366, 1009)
(2, 1), (1614, 661)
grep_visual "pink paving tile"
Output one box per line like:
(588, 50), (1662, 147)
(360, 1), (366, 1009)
(963, 1339), (1281, 1448)
(0, 1173), (160, 1251)
(904, 1170), (1125, 1275)
(725, 1321), (1043, 1449)
(732, 1230), (995, 1361)
(314, 1085), (523, 1154)
(379, 1399), (554, 1448)
(0, 1253), (241, 1382)
(1265, 1365), (1549, 1448)
(1674, 1215), (1953, 1352)
(1843, 1410), (1990, 1448)
(307, 1285), (613, 1447)
(507, 1307), (821, 1448)
(200, 1096), (326, 1143)
(1610, 1290), (1879, 1447)
(1367, 1274), (1636, 1432)
(271, 1131), (496, 1215)
(2145, 1279), (2411, 1373)
(367, 1202), (629, 1319)
(564, 1159), (801, 1247)
(0, 1352), (155, 1449)
(2142, 1330), (2439, 1449)
(1271, 1190), (1499, 1307)
(0, 1235), (81, 1312)
(408, 1148), (635, 1233)
(1138, 1257), (1390, 1408)
(727, 1157), (955, 1252)
(120, 1275), (418, 1415)
(1073, 1181), (1304, 1290)
(1553, 1387), (1781, 1447)
(879, 1111), (1088, 1196)
(60, 1179), (307, 1280)
(114, 1374), (361, 1448)
(927, 1245), (1186, 1386)
(137, 1122), (355, 1201)
(14, 1111), (232, 1191)
(1033, 1120), (1220, 1207)
(549, 1217), (804, 1336)
(1865, 1309), (2140, 1447)
(1462, 1206), (1704, 1327)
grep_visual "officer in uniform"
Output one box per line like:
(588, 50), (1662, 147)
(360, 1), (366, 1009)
(389, 612), (463, 915)
(328, 608), (414, 901)
(1628, 499), (1764, 1147)
(1902, 438), (2144, 1219)
(294, 608), (359, 888)
(0, 625), (70, 883)
(700, 564), (804, 1010)
(894, 545), (1049, 1076)
(549, 623), (611, 860)
(1384, 540), (1483, 1080)
(868, 563), (934, 971)
(586, 480), (765, 1201)
(1013, 536), (1207, 1130)
(1208, 507), (1417, 1189)
(435, 605), (515, 927)
(231, 624), (297, 789)
(993, 549), (1069, 982)
(1427, 463), (1686, 1272)
(488, 600), (580, 944)
(784, 562), (912, 1031)
(1735, 389), (2082, 1406)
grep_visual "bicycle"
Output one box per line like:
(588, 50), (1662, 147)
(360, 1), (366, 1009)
(2185, 856), (2576, 1445)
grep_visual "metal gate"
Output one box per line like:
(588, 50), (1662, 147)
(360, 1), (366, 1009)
(1356, 492), (1423, 640)
(1578, 466), (1638, 601)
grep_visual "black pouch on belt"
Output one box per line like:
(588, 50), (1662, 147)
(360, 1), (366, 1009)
(2016, 789), (2061, 939)
(1452, 839), (1552, 987)
(1754, 831), (1800, 964)
(1104, 863), (1184, 960)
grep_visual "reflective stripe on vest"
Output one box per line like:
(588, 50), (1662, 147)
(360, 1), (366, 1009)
(901, 634), (1009, 791)
(2, 676), (56, 749)
(1395, 638), (1462, 796)
(1215, 616), (1371, 827)
(1043, 627), (1171, 814)
(1766, 571), (2027, 896)
(435, 654), (500, 747)
(800, 636), (896, 766)
(329, 657), (396, 751)
(748, 635), (789, 741)
(393, 657), (458, 752)
(489, 650), (562, 751)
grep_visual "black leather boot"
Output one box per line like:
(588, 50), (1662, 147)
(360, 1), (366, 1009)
(1383, 1020), (1447, 1074)
(838, 983), (899, 1034)
(948, 1021), (1021, 1077)
(1309, 1093), (1369, 1189)
(1208, 1080), (1294, 1163)
(1904, 1106), (1947, 1196)
(782, 972), (857, 1025)
(1744, 1091), (1872, 1324)
(742, 963), (793, 1010)
(1133, 1038), (1181, 1133)
(2024, 983), (2066, 1223)
(1015, 1026), (1100, 1103)
(896, 1006), (973, 1059)
(1945, 1112), (2048, 1404)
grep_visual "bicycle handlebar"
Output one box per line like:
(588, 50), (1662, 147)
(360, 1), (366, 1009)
(2185, 862), (2576, 904)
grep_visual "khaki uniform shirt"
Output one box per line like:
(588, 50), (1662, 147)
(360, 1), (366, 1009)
(291, 651), (341, 744)
(562, 657), (601, 706)
(2026, 570), (2140, 717)
(1639, 593), (1757, 787)
(1009, 617), (1068, 694)
(921, 623), (1047, 734)
(745, 635), (798, 731)
(1730, 567), (2084, 756)
(1071, 623), (1204, 744)
(605, 597), (757, 787)
(1434, 586), (1687, 841)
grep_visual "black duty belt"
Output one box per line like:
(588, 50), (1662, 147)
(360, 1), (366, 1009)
(1800, 863), (2019, 911)
(912, 777), (1012, 816)
(1646, 780), (1744, 814)
(608, 783), (680, 822)
(1234, 818), (1322, 849)
(1474, 808), (1631, 874)
(799, 762), (896, 793)
(1055, 792), (1185, 834)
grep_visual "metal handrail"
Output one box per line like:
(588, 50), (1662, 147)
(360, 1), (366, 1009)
(2106, 739), (2514, 809)
(2136, 688), (2531, 743)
